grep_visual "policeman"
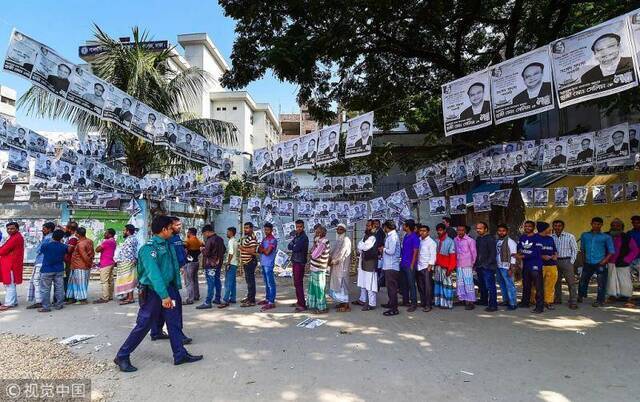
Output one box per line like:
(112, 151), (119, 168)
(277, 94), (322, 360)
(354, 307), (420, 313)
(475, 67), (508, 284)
(114, 216), (203, 372)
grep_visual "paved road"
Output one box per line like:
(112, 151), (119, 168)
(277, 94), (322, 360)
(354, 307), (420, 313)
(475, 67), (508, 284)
(1, 276), (639, 401)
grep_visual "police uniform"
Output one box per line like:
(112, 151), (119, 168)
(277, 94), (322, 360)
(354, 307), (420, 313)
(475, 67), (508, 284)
(116, 235), (188, 363)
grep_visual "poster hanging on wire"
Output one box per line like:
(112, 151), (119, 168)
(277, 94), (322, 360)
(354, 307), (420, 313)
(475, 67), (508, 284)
(316, 123), (340, 165)
(491, 189), (512, 207)
(297, 131), (318, 168)
(550, 16), (638, 108)
(611, 183), (624, 203)
(542, 137), (568, 172)
(566, 132), (595, 169)
(592, 185), (608, 204)
(449, 194), (467, 215)
(574, 186), (588, 206)
(533, 188), (549, 207)
(345, 112), (374, 159)
(595, 123), (631, 164)
(490, 47), (555, 124)
(472, 192), (492, 212)
(441, 69), (493, 136)
(625, 181), (639, 201)
(520, 188), (534, 208)
(554, 187), (569, 207)
(429, 196), (448, 216)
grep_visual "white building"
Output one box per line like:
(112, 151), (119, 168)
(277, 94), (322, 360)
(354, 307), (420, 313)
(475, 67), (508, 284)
(79, 33), (281, 176)
(0, 85), (17, 118)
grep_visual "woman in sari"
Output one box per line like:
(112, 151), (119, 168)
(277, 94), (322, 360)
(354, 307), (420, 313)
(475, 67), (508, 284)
(115, 225), (139, 305)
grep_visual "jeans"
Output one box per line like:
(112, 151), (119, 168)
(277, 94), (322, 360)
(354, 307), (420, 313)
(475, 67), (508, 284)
(400, 266), (417, 306)
(476, 266), (488, 304)
(496, 267), (517, 307)
(204, 265), (222, 304)
(579, 263), (608, 303)
(28, 263), (42, 303)
(223, 265), (237, 303)
(4, 271), (17, 306)
(262, 265), (276, 303)
(292, 262), (306, 308)
(243, 260), (257, 303)
(479, 268), (497, 309)
(40, 272), (64, 309)
(522, 268), (543, 311)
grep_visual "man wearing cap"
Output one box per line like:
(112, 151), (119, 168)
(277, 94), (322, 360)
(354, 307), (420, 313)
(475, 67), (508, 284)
(530, 221), (558, 311)
(328, 224), (352, 312)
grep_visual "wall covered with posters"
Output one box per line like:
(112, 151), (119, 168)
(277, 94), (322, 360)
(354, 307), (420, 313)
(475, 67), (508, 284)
(525, 171), (640, 235)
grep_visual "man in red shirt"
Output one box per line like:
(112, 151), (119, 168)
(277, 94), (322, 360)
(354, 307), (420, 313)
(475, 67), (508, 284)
(0, 222), (25, 311)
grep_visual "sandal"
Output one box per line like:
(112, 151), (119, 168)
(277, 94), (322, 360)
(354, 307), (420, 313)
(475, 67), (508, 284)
(361, 305), (375, 311)
(119, 300), (135, 305)
(383, 309), (399, 316)
(294, 306), (307, 313)
(337, 305), (351, 313)
(93, 298), (109, 304)
(240, 301), (256, 307)
(351, 300), (365, 306)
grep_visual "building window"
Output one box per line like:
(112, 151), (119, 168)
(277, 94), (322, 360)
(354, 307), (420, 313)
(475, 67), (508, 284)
(250, 115), (254, 125)
(222, 107), (227, 111)
(232, 106), (237, 110)
(216, 107), (221, 111)
(1, 96), (15, 106)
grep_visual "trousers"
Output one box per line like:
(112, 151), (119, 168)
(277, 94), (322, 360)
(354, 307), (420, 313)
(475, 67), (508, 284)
(117, 285), (187, 362)
(204, 265), (222, 304)
(496, 267), (517, 307)
(579, 263), (608, 303)
(359, 288), (377, 306)
(478, 268), (497, 309)
(399, 266), (417, 306)
(223, 264), (237, 303)
(554, 259), (577, 304)
(384, 269), (399, 310)
(4, 272), (17, 306)
(243, 260), (257, 303)
(40, 272), (65, 310)
(522, 268), (543, 311)
(415, 268), (433, 308)
(182, 262), (198, 303)
(531, 266), (557, 304)
(476, 267), (488, 304)
(262, 265), (276, 303)
(28, 263), (42, 303)
(292, 262), (306, 308)
(99, 265), (115, 300)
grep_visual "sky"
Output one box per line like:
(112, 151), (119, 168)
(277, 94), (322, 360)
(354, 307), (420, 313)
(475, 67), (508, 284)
(0, 0), (300, 132)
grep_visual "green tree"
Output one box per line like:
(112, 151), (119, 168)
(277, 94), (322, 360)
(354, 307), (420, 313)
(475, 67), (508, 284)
(19, 25), (237, 177)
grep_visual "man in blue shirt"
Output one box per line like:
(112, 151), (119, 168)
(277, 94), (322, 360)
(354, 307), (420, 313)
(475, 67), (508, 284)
(579, 217), (615, 307)
(38, 229), (69, 312)
(517, 220), (544, 313)
(534, 222), (558, 311)
(27, 222), (56, 309)
(399, 219), (420, 311)
(258, 223), (278, 311)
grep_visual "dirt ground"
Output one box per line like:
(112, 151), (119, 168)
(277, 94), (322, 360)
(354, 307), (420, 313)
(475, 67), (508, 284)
(1, 276), (639, 402)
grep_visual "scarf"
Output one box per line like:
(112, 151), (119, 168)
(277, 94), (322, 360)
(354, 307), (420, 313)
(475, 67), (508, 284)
(499, 236), (511, 263)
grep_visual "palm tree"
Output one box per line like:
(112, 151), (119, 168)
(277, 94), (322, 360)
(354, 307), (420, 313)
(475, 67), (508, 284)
(18, 25), (237, 177)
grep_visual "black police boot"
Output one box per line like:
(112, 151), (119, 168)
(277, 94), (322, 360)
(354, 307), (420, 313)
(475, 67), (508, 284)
(113, 357), (138, 372)
(174, 353), (203, 365)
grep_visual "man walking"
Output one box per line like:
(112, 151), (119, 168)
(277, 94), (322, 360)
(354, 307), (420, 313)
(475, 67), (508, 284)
(114, 216), (202, 372)
(579, 217), (615, 307)
(551, 220), (578, 309)
(197, 224), (226, 309)
(65, 227), (95, 305)
(454, 225), (477, 310)
(94, 228), (117, 304)
(380, 221), (401, 316)
(416, 225), (437, 312)
(258, 223), (278, 311)
(329, 224), (352, 312)
(288, 220), (309, 312)
(0, 222), (24, 311)
(353, 220), (378, 311)
(474, 222), (498, 312)
(517, 220), (544, 313)
(399, 219), (420, 311)
(240, 222), (259, 308)
(27, 222), (55, 309)
(219, 227), (239, 308)
(495, 224), (518, 310)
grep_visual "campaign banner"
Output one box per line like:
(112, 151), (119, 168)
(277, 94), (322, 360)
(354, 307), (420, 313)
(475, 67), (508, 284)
(345, 112), (373, 159)
(626, 181), (639, 201)
(130, 102), (159, 143)
(554, 187), (569, 207)
(102, 85), (135, 129)
(630, 123), (640, 153)
(611, 183), (624, 203)
(413, 179), (433, 200)
(6, 147), (29, 173)
(3, 31), (40, 79)
(248, 197), (262, 216)
(479, 156), (494, 181)
(592, 185), (608, 204)
(491, 153), (516, 179)
(566, 132), (595, 168)
(282, 222), (296, 242)
(26, 129), (47, 157)
(472, 192), (492, 212)
(442, 70), (493, 136)
(314, 201), (333, 219)
(491, 189), (512, 207)
(66, 67), (109, 117)
(533, 188), (549, 207)
(282, 138), (299, 171)
(254, 147), (274, 179)
(272, 141), (289, 172)
(446, 157), (468, 184)
(316, 123), (340, 165)
(465, 151), (484, 180)
(490, 47), (555, 124)
(541, 137), (568, 172)
(297, 131), (318, 168)
(449, 194), (467, 215)
(574, 186), (588, 206)
(550, 17), (638, 108)
(595, 122), (631, 164)
(317, 177), (333, 194)
(349, 202), (369, 222)
(369, 197), (388, 219)
(429, 196), (448, 216)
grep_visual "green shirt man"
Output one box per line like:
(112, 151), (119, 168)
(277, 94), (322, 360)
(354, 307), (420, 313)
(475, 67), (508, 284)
(137, 235), (182, 300)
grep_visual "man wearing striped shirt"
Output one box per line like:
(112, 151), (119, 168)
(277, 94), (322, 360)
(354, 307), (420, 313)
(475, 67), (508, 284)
(239, 222), (259, 308)
(551, 220), (578, 309)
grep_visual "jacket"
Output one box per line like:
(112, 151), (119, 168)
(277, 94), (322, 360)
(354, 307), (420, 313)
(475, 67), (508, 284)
(288, 231), (309, 264)
(474, 234), (497, 270)
(0, 232), (24, 285)
(137, 235), (182, 299)
(203, 233), (226, 267)
(70, 238), (95, 270)
(436, 234), (457, 272)
(454, 235), (477, 268)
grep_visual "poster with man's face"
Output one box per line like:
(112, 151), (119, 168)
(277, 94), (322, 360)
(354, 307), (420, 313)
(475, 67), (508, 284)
(272, 141), (289, 172)
(595, 122), (630, 164)
(592, 185), (608, 204)
(7, 147), (30, 173)
(574, 186), (588, 206)
(317, 123), (340, 165)
(278, 200), (294, 217)
(533, 188), (549, 207)
(248, 197), (262, 216)
(472, 192), (492, 212)
(566, 132), (595, 168)
(282, 138), (300, 171)
(629, 123), (640, 154)
(413, 178), (433, 199)
(343, 175), (361, 194)
(131, 102), (160, 143)
(6, 125), (28, 151)
(254, 147), (273, 179)
(550, 17), (638, 108)
(491, 189), (512, 207)
(27, 129), (48, 157)
(190, 134), (210, 164)
(554, 187), (569, 207)
(611, 183), (624, 203)
(297, 131), (319, 168)
(449, 194), (467, 215)
(102, 85), (135, 129)
(297, 201), (314, 218)
(442, 69), (493, 136)
(350, 202), (369, 222)
(490, 47), (555, 124)
(542, 137), (568, 172)
(66, 66), (109, 116)
(625, 181), (639, 201)
(479, 156), (494, 181)
(345, 112), (374, 159)
(229, 195), (243, 212)
(491, 153), (516, 179)
(153, 115), (177, 149)
(520, 187), (534, 208)
(429, 196), (447, 216)
(3, 30), (40, 79)
(30, 41), (74, 98)
(34, 153), (55, 180)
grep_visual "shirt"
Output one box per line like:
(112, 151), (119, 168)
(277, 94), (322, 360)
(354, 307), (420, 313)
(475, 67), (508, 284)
(474, 234), (497, 270)
(169, 234), (187, 266)
(260, 235), (278, 267)
(227, 237), (239, 266)
(35, 233), (53, 266)
(580, 231), (615, 265)
(288, 231), (309, 264)
(40, 241), (68, 273)
(627, 229), (640, 253)
(137, 235), (181, 299)
(382, 230), (401, 271)
(552, 231), (578, 264)
(537, 235), (557, 266)
(495, 237), (517, 268)
(99, 238), (117, 268)
(240, 234), (258, 264)
(203, 234), (225, 267)
(518, 233), (543, 271)
(116, 235), (139, 263)
(454, 235), (477, 268)
(400, 232), (420, 269)
(417, 236), (437, 271)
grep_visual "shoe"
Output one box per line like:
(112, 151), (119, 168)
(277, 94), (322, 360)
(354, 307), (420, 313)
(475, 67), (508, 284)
(484, 307), (498, 312)
(577, 297), (583, 303)
(54, 305), (64, 310)
(260, 303), (276, 311)
(26, 303), (42, 309)
(382, 309), (399, 316)
(544, 303), (555, 310)
(257, 300), (269, 306)
(407, 306), (417, 312)
(465, 304), (475, 311)
(75, 300), (88, 305)
(240, 297), (249, 303)
(475, 301), (488, 306)
(212, 300), (221, 305)
(499, 302), (509, 307)
(93, 298), (109, 304)
(37, 307), (52, 313)
(506, 305), (518, 311)
(217, 303), (230, 309)
(113, 357), (138, 372)
(182, 337), (193, 345)
(174, 353), (203, 366)
(380, 303), (391, 309)
(240, 301), (256, 307)
(151, 332), (169, 341)
(294, 307), (307, 313)
(569, 304), (578, 310)
(351, 300), (366, 306)
(195, 303), (212, 309)
(422, 306), (432, 313)
(362, 305), (376, 311)
(64, 299), (77, 305)
(592, 301), (603, 307)
(182, 300), (194, 305)
(518, 302), (530, 308)
(531, 308), (543, 314)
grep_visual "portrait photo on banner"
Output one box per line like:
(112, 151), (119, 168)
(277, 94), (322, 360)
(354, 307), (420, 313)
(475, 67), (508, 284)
(442, 69), (493, 136)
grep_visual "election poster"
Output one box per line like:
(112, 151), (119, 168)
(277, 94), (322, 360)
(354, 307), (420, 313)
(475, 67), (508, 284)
(229, 195), (243, 212)
(442, 70), (492, 136)
(7, 147), (29, 173)
(472, 192), (492, 212)
(30, 42), (74, 99)
(26, 129), (47, 157)
(447, 157), (468, 184)
(520, 188), (534, 208)
(630, 12), (640, 83)
(566, 132), (595, 168)
(209, 194), (223, 211)
(155, 115), (178, 149)
(3, 30), (40, 79)
(542, 137), (568, 172)
(554, 187), (569, 207)
(66, 66), (108, 116)
(574, 186), (588, 206)
(190, 134), (210, 164)
(331, 176), (345, 193)
(533, 188), (549, 207)
(550, 17), (638, 108)
(349, 202), (369, 222)
(630, 123), (640, 153)
(595, 123), (631, 164)
(315, 201), (333, 219)
(479, 156), (494, 181)
(490, 47), (555, 124)
(282, 222), (296, 242)
(272, 141), (288, 172)
(491, 189), (512, 207)
(611, 183), (624, 203)
(102, 85), (135, 129)
(626, 181), (639, 201)
(345, 112), (374, 159)
(131, 102), (160, 143)
(317, 177), (333, 194)
(297, 131), (318, 168)
(297, 201), (314, 218)
(336, 201), (351, 219)
(592, 185), (608, 204)
(510, 150), (528, 176)
(369, 197), (388, 219)
(6, 124), (28, 151)
(33, 153), (55, 180)
(248, 197), (262, 216)
(429, 196), (448, 216)
(283, 138), (300, 171)
(316, 123), (340, 165)
(465, 151), (484, 180)
(279, 200), (295, 217)
(491, 153), (515, 179)
(386, 189), (410, 215)
(253, 147), (274, 179)
(449, 194), (467, 215)
(413, 179), (433, 199)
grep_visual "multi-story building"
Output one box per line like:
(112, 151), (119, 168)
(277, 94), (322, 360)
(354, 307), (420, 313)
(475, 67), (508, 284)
(0, 85), (17, 119)
(79, 33), (281, 176)
(279, 105), (320, 141)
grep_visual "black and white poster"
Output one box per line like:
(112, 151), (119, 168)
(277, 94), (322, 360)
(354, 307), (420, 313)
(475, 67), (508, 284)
(490, 47), (555, 124)
(283, 138), (299, 171)
(248, 197), (262, 215)
(7, 147), (29, 173)
(511, 150), (528, 176)
(442, 70), (493, 136)
(491, 189), (512, 207)
(611, 183), (624, 203)
(55, 160), (74, 184)
(229, 195), (243, 213)
(345, 112), (373, 159)
(315, 201), (333, 218)
(33, 153), (55, 180)
(595, 123), (630, 163)
(6, 125), (28, 151)
(175, 126), (195, 160)
(318, 177), (333, 193)
(336, 201), (351, 219)
(574, 186), (588, 206)
(413, 179), (433, 199)
(550, 17), (638, 108)
(331, 177), (345, 193)
(30, 42), (74, 98)
(629, 123), (640, 153)
(625, 181), (639, 201)
(155, 115), (178, 148)
(272, 141), (288, 172)
(131, 102), (160, 143)
(27, 129), (47, 156)
(282, 221), (296, 242)
(566, 132), (595, 168)
(446, 157), (468, 184)
(479, 156), (493, 181)
(472, 192), (492, 212)
(297, 201), (314, 218)
(429, 196), (447, 216)
(3, 30), (40, 79)
(592, 185), (608, 204)
(316, 123), (340, 165)
(520, 188), (534, 208)
(370, 197), (388, 219)
(491, 153), (515, 178)
(102, 85), (135, 128)
(465, 151), (484, 180)
(297, 131), (318, 169)
(210, 194), (223, 211)
(542, 137), (568, 172)
(190, 134), (210, 164)
(533, 188), (549, 207)
(66, 66), (108, 116)
(630, 12), (640, 83)
(554, 187), (569, 207)
(254, 147), (273, 179)
(449, 194), (467, 215)
(349, 202), (368, 222)
(279, 200), (295, 217)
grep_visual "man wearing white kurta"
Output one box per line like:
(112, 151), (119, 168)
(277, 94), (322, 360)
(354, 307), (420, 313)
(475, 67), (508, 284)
(353, 220), (378, 311)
